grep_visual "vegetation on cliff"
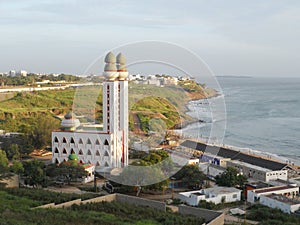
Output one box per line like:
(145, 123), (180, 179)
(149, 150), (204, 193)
(0, 81), (217, 151)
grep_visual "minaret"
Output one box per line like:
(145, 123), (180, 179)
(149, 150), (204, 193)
(102, 52), (129, 168)
(102, 52), (119, 134)
(117, 53), (129, 166)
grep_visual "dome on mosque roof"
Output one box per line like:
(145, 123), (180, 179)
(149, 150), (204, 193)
(116, 53), (126, 64)
(68, 154), (78, 161)
(104, 63), (117, 71)
(104, 52), (116, 63)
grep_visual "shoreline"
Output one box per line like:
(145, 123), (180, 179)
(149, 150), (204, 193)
(173, 95), (300, 168)
(172, 88), (220, 130)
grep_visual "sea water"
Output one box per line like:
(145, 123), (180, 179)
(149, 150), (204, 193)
(180, 77), (300, 164)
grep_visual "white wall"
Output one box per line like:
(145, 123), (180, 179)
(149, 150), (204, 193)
(247, 186), (299, 204)
(259, 195), (300, 214)
(266, 170), (288, 182)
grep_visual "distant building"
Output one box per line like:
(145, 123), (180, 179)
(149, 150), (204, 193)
(18, 70), (27, 77)
(247, 184), (299, 204)
(8, 70), (16, 77)
(260, 194), (300, 214)
(200, 153), (231, 168)
(178, 186), (242, 206)
(52, 52), (129, 171)
(227, 160), (288, 182)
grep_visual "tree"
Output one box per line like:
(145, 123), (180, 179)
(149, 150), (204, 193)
(46, 162), (88, 185)
(215, 167), (247, 188)
(29, 115), (60, 149)
(0, 150), (9, 179)
(6, 144), (20, 160)
(174, 165), (206, 189)
(23, 160), (46, 187)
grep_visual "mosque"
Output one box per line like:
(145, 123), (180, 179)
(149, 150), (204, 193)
(51, 52), (129, 170)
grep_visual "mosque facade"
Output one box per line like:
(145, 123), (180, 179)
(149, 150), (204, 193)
(51, 52), (129, 169)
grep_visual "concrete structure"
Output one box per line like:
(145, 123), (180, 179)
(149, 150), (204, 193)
(200, 153), (231, 167)
(199, 162), (226, 178)
(247, 185), (299, 203)
(52, 52), (129, 170)
(260, 194), (300, 214)
(178, 186), (242, 206)
(227, 160), (288, 182)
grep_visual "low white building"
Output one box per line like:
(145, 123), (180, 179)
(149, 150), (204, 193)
(178, 186), (242, 206)
(260, 194), (300, 214)
(247, 185), (299, 204)
(227, 160), (288, 182)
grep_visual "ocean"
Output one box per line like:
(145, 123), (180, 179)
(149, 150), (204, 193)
(179, 77), (300, 164)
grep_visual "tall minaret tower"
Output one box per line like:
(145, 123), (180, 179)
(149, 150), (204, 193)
(117, 53), (129, 166)
(102, 52), (129, 167)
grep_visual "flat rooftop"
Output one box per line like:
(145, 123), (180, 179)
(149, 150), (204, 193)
(254, 185), (298, 194)
(229, 160), (271, 172)
(265, 194), (300, 205)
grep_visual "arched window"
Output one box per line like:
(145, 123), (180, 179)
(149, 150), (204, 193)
(70, 137), (75, 144)
(54, 148), (59, 153)
(87, 150), (92, 155)
(87, 138), (92, 145)
(104, 151), (109, 156)
(54, 137), (59, 143)
(55, 158), (59, 164)
(96, 150), (100, 156)
(78, 149), (83, 155)
(79, 160), (83, 164)
(104, 139), (109, 145)
(79, 138), (83, 144)
(96, 161), (100, 166)
(88, 160), (92, 164)
(95, 139), (100, 145)
(62, 137), (67, 143)
(63, 148), (67, 154)
(105, 162), (109, 167)
(70, 149), (75, 154)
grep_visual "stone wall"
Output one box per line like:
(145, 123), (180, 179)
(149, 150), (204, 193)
(81, 194), (116, 204)
(54, 199), (81, 208)
(178, 205), (224, 225)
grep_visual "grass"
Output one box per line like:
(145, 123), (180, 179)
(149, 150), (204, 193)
(0, 82), (216, 133)
(0, 187), (205, 225)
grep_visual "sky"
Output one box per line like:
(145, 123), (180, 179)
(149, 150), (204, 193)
(0, 0), (300, 77)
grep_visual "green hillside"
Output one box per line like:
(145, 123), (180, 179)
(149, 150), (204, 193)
(0, 82), (216, 134)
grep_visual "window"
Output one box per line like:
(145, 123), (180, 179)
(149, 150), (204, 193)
(63, 148), (67, 154)
(62, 137), (67, 143)
(95, 139), (100, 145)
(96, 161), (100, 166)
(54, 148), (59, 153)
(233, 194), (237, 198)
(79, 149), (83, 155)
(87, 150), (92, 155)
(70, 149), (75, 154)
(104, 139), (109, 145)
(54, 137), (59, 143)
(70, 137), (75, 144)
(104, 151), (109, 156)
(96, 150), (100, 156)
(55, 158), (59, 164)
(87, 138), (92, 145)
(105, 162), (109, 167)
(79, 138), (83, 144)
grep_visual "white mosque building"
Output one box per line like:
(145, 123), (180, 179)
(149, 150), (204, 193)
(52, 52), (129, 169)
